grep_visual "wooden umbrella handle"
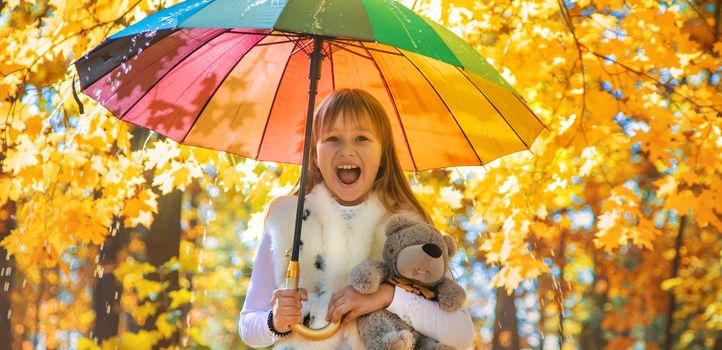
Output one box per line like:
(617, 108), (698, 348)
(284, 261), (341, 340)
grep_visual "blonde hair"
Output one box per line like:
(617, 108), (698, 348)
(294, 88), (431, 224)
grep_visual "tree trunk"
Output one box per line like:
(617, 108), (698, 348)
(663, 215), (686, 350)
(579, 250), (608, 350)
(537, 275), (546, 350)
(0, 201), (16, 350)
(91, 128), (150, 343)
(557, 229), (566, 348)
(143, 188), (183, 348)
(92, 218), (127, 343)
(493, 287), (520, 350)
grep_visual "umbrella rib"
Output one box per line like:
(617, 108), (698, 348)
(456, 67), (531, 151)
(513, 90), (549, 131)
(291, 39), (314, 56)
(359, 42), (418, 171)
(229, 30), (303, 37)
(181, 31), (273, 143)
(398, 49), (484, 167)
(328, 41), (372, 60)
(328, 42), (336, 91)
(255, 38), (302, 47)
(333, 40), (403, 56)
(118, 28), (231, 121)
(255, 40), (296, 159)
(77, 29), (178, 89)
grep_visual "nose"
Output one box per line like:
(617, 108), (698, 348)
(339, 142), (355, 157)
(422, 243), (442, 258)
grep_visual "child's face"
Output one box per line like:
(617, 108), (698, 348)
(315, 112), (382, 206)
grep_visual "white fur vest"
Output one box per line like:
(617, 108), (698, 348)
(266, 183), (390, 350)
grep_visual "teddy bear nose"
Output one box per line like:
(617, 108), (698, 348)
(422, 243), (442, 258)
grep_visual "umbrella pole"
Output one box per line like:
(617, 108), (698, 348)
(285, 35), (341, 340)
(285, 35), (323, 290)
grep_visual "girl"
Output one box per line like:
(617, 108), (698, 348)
(239, 89), (474, 349)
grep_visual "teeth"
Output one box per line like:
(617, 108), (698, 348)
(336, 165), (359, 170)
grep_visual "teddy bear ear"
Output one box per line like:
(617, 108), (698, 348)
(385, 214), (417, 236)
(443, 235), (457, 257)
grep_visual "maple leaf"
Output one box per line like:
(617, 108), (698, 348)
(179, 240), (201, 273)
(492, 265), (524, 293)
(155, 312), (177, 339)
(113, 259), (157, 284)
(663, 190), (696, 215)
(654, 175), (677, 196)
(714, 42), (722, 56)
(135, 279), (166, 300)
(629, 218), (660, 250)
(595, 209), (625, 251)
(3, 134), (39, 175)
(131, 302), (158, 326)
(122, 188), (158, 228)
(144, 140), (181, 171)
(168, 289), (191, 309)
(113, 331), (161, 350)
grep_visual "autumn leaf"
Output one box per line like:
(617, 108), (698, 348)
(2, 134), (39, 175)
(122, 188), (159, 228)
(169, 289), (191, 309)
(135, 279), (167, 300)
(131, 302), (159, 326)
(155, 312), (177, 339)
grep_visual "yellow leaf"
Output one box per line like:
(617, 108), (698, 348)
(187, 327), (206, 346)
(113, 258), (156, 284)
(131, 302), (158, 326)
(179, 240), (201, 273)
(113, 330), (161, 350)
(144, 140), (181, 171)
(155, 313), (177, 339)
(135, 279), (166, 300)
(654, 175), (677, 196)
(713, 42), (722, 56)
(2, 134), (39, 175)
(595, 209), (625, 251)
(629, 218), (660, 250)
(169, 289), (191, 309)
(122, 188), (158, 228)
(663, 190), (695, 215)
(661, 277), (682, 291)
(77, 337), (100, 350)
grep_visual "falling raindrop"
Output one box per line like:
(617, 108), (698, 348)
(241, 0), (273, 18)
(160, 16), (174, 26)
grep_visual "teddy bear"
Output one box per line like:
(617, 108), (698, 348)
(350, 214), (466, 350)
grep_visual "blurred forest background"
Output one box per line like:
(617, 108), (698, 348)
(1, 0), (721, 349)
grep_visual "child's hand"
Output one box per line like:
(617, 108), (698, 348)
(326, 284), (395, 326)
(270, 288), (308, 333)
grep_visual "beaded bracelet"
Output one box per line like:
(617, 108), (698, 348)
(267, 310), (292, 337)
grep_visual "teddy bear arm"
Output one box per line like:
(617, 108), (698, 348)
(435, 277), (466, 312)
(351, 261), (390, 294)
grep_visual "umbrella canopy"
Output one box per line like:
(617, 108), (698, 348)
(75, 0), (544, 171)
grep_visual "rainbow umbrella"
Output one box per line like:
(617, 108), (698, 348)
(75, 0), (545, 339)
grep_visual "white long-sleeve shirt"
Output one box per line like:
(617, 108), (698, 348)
(238, 230), (475, 349)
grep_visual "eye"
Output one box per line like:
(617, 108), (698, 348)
(355, 135), (369, 142)
(325, 136), (339, 142)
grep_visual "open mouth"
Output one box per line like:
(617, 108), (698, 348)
(336, 164), (361, 185)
